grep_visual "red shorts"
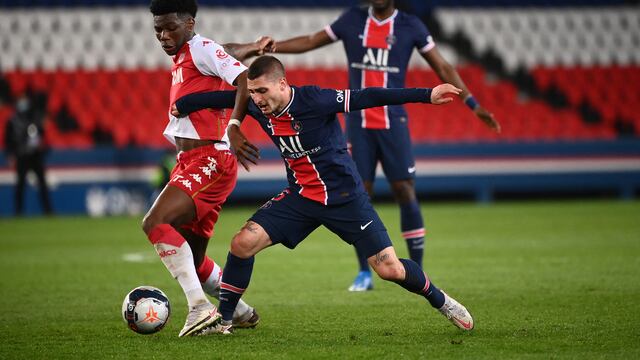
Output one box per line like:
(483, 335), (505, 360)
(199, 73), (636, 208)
(168, 143), (237, 239)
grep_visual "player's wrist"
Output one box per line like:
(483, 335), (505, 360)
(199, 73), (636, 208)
(227, 119), (242, 129)
(464, 95), (480, 110)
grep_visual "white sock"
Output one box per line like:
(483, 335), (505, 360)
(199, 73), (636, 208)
(154, 241), (208, 308)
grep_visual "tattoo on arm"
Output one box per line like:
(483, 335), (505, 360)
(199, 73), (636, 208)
(375, 252), (389, 266)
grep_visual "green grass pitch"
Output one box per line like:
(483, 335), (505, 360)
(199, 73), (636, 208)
(1, 200), (639, 359)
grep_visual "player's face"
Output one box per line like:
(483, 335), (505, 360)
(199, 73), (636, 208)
(370, 0), (393, 10)
(248, 75), (288, 115)
(153, 13), (194, 56)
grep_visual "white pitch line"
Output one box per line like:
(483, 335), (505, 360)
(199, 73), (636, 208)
(122, 252), (155, 263)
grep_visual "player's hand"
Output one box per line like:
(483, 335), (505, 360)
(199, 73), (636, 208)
(228, 124), (260, 171)
(474, 106), (501, 133)
(255, 36), (276, 54)
(431, 83), (462, 105)
(171, 104), (181, 117)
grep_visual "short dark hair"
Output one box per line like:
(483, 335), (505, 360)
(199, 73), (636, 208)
(248, 56), (286, 81)
(149, 0), (198, 18)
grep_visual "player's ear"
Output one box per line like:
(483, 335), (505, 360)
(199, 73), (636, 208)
(279, 78), (287, 91)
(185, 17), (195, 32)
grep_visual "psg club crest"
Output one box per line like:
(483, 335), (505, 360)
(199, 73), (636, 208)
(291, 120), (303, 132)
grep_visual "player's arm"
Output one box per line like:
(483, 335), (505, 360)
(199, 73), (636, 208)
(228, 71), (260, 171)
(420, 47), (501, 132)
(171, 90), (237, 117)
(223, 36), (275, 61)
(338, 84), (461, 113)
(271, 29), (333, 54)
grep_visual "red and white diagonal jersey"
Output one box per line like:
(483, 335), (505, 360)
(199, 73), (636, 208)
(164, 34), (247, 145)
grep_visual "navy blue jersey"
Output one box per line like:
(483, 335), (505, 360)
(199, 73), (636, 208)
(174, 85), (432, 205)
(325, 6), (434, 129)
(245, 86), (430, 205)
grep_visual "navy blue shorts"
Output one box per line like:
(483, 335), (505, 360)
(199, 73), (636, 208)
(347, 116), (416, 183)
(250, 189), (392, 258)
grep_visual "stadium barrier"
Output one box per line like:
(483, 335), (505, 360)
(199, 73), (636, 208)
(1, 139), (639, 216)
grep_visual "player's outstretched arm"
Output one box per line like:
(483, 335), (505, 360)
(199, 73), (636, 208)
(171, 91), (237, 117)
(223, 36), (275, 61)
(270, 30), (333, 54)
(340, 84), (461, 113)
(421, 47), (501, 132)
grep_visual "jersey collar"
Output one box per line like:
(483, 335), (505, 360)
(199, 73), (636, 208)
(274, 87), (295, 118)
(367, 7), (399, 26)
(173, 34), (201, 63)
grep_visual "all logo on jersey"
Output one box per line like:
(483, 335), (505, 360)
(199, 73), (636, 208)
(279, 136), (305, 154)
(363, 48), (389, 67)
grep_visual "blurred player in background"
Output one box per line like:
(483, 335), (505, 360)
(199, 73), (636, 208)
(4, 92), (53, 216)
(268, 0), (501, 291)
(172, 55), (475, 334)
(143, 0), (272, 337)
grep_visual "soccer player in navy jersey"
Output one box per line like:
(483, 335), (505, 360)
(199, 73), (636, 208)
(172, 55), (474, 334)
(267, 0), (501, 291)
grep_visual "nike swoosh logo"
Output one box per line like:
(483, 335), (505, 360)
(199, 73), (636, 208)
(360, 220), (373, 230)
(455, 318), (473, 330)
(408, 166), (416, 173)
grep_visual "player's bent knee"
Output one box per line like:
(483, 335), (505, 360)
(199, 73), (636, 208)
(374, 263), (405, 282)
(141, 214), (158, 235)
(230, 232), (260, 258)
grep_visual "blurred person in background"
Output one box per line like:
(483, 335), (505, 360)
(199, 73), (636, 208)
(4, 92), (53, 216)
(268, 0), (500, 291)
(150, 149), (177, 203)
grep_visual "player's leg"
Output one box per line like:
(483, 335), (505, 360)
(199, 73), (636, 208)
(389, 179), (425, 267)
(14, 155), (28, 215)
(178, 228), (259, 328)
(142, 147), (237, 337)
(204, 190), (320, 335)
(325, 192), (473, 330)
(378, 121), (425, 268)
(32, 152), (53, 214)
(199, 220), (272, 335)
(347, 125), (379, 291)
(142, 184), (217, 337)
(359, 239), (474, 331)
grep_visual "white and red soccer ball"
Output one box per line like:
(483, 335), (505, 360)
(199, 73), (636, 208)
(122, 286), (171, 334)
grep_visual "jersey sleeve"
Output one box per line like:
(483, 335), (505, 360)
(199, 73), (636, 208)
(324, 8), (352, 42)
(410, 16), (436, 54)
(190, 40), (248, 86)
(307, 86), (432, 115)
(305, 86), (352, 114)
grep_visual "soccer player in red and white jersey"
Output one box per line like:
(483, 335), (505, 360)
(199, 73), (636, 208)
(267, 0), (501, 292)
(144, 0), (268, 337)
